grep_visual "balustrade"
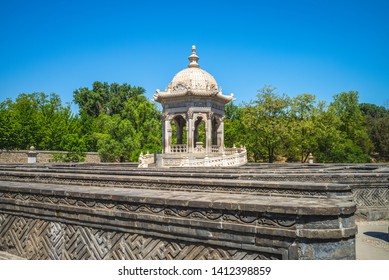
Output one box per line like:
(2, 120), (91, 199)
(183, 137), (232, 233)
(171, 144), (187, 153)
(211, 146), (220, 153)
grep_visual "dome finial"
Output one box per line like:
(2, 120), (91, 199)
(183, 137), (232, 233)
(188, 45), (199, 68)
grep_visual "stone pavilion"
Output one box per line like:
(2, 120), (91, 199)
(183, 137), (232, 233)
(148, 46), (247, 167)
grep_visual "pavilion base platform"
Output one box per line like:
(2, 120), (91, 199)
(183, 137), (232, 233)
(155, 150), (247, 168)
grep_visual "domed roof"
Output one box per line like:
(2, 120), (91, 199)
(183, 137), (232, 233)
(154, 46), (234, 104)
(168, 45), (218, 95)
(170, 67), (218, 95)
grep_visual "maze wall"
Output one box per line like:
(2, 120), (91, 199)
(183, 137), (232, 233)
(0, 214), (276, 260)
(0, 179), (356, 260)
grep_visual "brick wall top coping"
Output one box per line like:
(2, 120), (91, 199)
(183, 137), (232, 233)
(6, 165), (388, 179)
(0, 150), (99, 155)
(1, 163), (388, 175)
(0, 181), (355, 216)
(0, 169), (352, 192)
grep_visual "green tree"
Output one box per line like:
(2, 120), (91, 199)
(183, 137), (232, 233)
(360, 103), (389, 118)
(0, 92), (86, 162)
(243, 86), (290, 162)
(330, 91), (372, 155)
(307, 92), (371, 163)
(73, 82), (145, 117)
(0, 99), (19, 149)
(11, 93), (41, 149)
(35, 93), (83, 151)
(74, 82), (162, 161)
(122, 94), (162, 153)
(360, 103), (389, 160)
(287, 94), (318, 162)
(94, 114), (140, 162)
(224, 102), (245, 148)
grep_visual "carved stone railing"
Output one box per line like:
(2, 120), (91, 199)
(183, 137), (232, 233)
(224, 145), (245, 155)
(194, 142), (205, 153)
(138, 152), (155, 168)
(181, 147), (247, 167)
(211, 145), (220, 153)
(171, 144), (187, 153)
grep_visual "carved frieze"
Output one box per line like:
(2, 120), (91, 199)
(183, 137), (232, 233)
(0, 175), (332, 198)
(0, 190), (297, 229)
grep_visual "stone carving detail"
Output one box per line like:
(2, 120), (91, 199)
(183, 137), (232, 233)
(352, 187), (388, 207)
(0, 191), (297, 228)
(182, 148), (247, 167)
(162, 112), (169, 121)
(0, 214), (280, 260)
(172, 83), (187, 93)
(0, 175), (329, 197)
(0, 214), (63, 259)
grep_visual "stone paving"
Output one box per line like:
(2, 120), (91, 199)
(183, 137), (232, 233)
(356, 220), (389, 260)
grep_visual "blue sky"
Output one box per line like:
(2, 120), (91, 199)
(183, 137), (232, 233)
(1, 0), (388, 112)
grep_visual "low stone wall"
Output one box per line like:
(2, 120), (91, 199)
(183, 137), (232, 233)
(0, 179), (356, 260)
(234, 164), (389, 221)
(0, 150), (100, 164)
(2, 163), (386, 259)
(0, 163), (386, 220)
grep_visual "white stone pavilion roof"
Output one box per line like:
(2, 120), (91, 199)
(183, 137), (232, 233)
(154, 46), (234, 104)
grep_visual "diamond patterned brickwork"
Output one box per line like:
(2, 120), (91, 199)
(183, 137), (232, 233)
(352, 187), (388, 207)
(0, 214), (278, 260)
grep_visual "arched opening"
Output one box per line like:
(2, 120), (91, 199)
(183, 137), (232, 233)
(211, 116), (221, 153)
(194, 116), (206, 152)
(212, 116), (221, 146)
(170, 115), (187, 153)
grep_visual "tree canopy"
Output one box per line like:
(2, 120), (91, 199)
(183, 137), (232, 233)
(73, 82), (161, 162)
(224, 89), (386, 163)
(1, 82), (388, 163)
(73, 81), (146, 117)
(0, 93), (83, 149)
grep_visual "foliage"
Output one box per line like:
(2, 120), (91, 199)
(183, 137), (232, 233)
(286, 94), (319, 162)
(0, 93), (85, 156)
(225, 88), (378, 163)
(73, 82), (161, 162)
(0, 83), (161, 163)
(224, 102), (245, 148)
(94, 114), (140, 162)
(329, 91), (373, 155)
(359, 103), (389, 160)
(1, 82), (387, 163)
(73, 82), (145, 117)
(121, 94), (162, 152)
(243, 86), (290, 162)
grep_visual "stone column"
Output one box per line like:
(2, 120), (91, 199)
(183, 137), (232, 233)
(219, 117), (225, 153)
(187, 111), (194, 153)
(162, 116), (166, 153)
(164, 116), (172, 154)
(206, 113), (212, 154)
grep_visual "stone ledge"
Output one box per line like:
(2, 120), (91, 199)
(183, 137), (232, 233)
(0, 170), (351, 189)
(0, 181), (355, 216)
